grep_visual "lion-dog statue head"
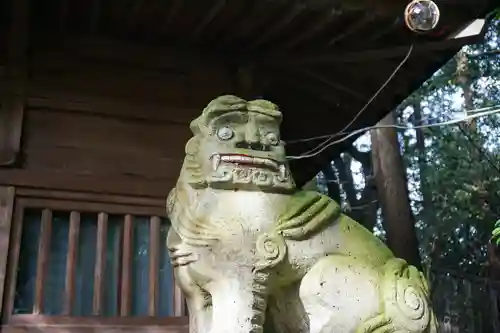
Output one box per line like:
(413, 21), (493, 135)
(180, 95), (296, 193)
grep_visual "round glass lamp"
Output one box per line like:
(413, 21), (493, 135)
(404, 0), (440, 32)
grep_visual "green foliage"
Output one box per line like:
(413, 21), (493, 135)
(491, 219), (500, 245)
(400, 19), (500, 276)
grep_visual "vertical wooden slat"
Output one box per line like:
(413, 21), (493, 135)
(63, 211), (80, 315)
(120, 214), (133, 316)
(2, 201), (23, 320)
(173, 278), (186, 316)
(148, 216), (160, 316)
(0, 187), (15, 315)
(92, 212), (108, 315)
(114, 224), (123, 314)
(33, 209), (52, 314)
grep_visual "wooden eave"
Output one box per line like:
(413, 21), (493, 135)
(0, 0), (497, 187)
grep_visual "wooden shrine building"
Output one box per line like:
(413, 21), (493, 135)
(0, 0), (496, 332)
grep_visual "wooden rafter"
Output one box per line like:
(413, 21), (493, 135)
(296, 69), (366, 99)
(363, 17), (402, 46)
(162, 0), (183, 33)
(327, 13), (375, 45)
(267, 34), (484, 65)
(59, 0), (69, 32)
(281, 9), (339, 49)
(219, 1), (277, 46)
(193, 0), (226, 40)
(249, 4), (306, 48)
(271, 71), (354, 111)
(89, 0), (102, 32)
(127, 0), (146, 32)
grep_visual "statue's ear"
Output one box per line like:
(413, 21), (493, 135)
(189, 118), (202, 136)
(185, 137), (200, 156)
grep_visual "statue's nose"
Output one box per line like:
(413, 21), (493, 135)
(238, 126), (266, 151)
(244, 122), (260, 144)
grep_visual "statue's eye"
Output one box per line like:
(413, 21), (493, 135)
(217, 126), (234, 140)
(266, 132), (279, 145)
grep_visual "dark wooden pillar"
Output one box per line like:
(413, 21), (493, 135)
(0, 0), (29, 166)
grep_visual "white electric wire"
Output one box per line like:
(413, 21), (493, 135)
(286, 107), (500, 160)
(287, 105), (500, 144)
(297, 44), (414, 158)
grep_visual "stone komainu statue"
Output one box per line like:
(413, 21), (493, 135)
(166, 95), (437, 333)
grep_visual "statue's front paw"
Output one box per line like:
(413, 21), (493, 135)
(168, 246), (198, 267)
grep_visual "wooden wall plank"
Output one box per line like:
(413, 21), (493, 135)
(0, 169), (175, 199)
(33, 209), (52, 314)
(0, 187), (15, 316)
(22, 108), (186, 183)
(92, 212), (108, 315)
(120, 215), (133, 316)
(26, 90), (198, 124)
(63, 211), (80, 315)
(23, 146), (183, 181)
(24, 109), (189, 159)
(28, 43), (234, 110)
(148, 216), (160, 316)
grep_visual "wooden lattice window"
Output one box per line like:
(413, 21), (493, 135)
(1, 190), (187, 332)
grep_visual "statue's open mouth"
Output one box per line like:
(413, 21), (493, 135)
(210, 153), (286, 178)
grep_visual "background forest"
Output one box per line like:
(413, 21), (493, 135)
(315, 18), (500, 332)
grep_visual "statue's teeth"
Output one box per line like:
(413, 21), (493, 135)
(212, 154), (221, 171)
(279, 164), (286, 179)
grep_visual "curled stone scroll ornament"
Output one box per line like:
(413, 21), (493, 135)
(381, 258), (431, 332)
(254, 232), (287, 271)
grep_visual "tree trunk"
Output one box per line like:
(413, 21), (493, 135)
(371, 112), (422, 269)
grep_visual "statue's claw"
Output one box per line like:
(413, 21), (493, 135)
(355, 314), (392, 333)
(168, 246), (198, 267)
